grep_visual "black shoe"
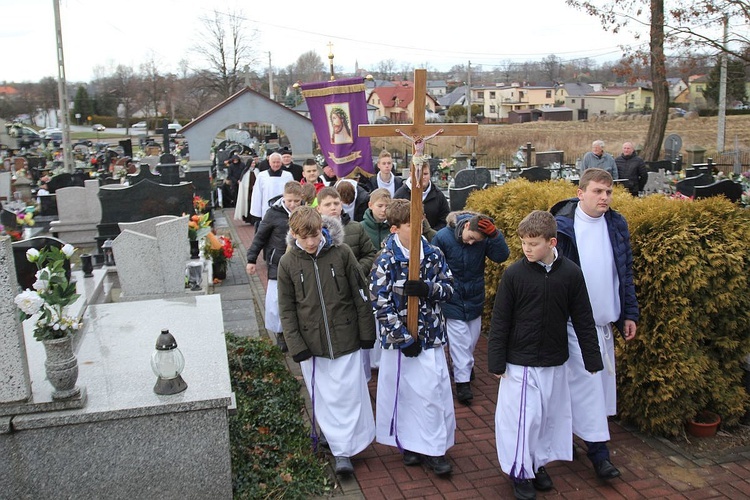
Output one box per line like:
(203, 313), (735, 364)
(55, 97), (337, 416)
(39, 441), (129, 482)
(470, 368), (476, 381)
(513, 479), (537, 500)
(423, 455), (453, 476)
(532, 466), (553, 491)
(594, 459), (621, 480)
(456, 382), (473, 405)
(318, 432), (329, 449)
(403, 450), (422, 466)
(276, 333), (288, 353)
(334, 456), (354, 475)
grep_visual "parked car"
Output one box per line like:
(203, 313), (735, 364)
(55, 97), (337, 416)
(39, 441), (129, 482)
(43, 131), (63, 147)
(92, 124), (106, 132)
(131, 121), (148, 130)
(39, 126), (60, 136)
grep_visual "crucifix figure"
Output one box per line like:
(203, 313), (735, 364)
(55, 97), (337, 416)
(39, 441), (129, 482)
(359, 69), (477, 338)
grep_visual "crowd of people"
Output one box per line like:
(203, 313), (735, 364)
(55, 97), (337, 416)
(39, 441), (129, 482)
(241, 147), (640, 500)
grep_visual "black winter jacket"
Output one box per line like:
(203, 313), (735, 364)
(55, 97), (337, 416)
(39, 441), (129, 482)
(614, 153), (648, 196)
(487, 255), (603, 375)
(393, 182), (450, 231)
(245, 198), (290, 280)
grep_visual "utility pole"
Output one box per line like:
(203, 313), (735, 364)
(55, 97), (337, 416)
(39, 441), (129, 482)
(268, 52), (276, 133)
(465, 61), (472, 150)
(717, 14), (729, 154)
(53, 0), (74, 173)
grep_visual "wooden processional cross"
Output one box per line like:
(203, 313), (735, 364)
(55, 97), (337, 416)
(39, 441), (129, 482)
(359, 69), (478, 339)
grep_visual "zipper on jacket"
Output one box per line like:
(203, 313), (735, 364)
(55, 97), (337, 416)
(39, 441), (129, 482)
(330, 264), (341, 292)
(299, 270), (306, 299)
(313, 258), (335, 358)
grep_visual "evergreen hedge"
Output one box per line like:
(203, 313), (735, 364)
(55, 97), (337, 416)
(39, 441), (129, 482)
(467, 179), (750, 437)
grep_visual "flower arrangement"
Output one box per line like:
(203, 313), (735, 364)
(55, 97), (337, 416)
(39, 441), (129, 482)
(193, 195), (209, 214)
(204, 232), (235, 269)
(187, 212), (211, 241)
(16, 209), (35, 228)
(14, 244), (82, 342)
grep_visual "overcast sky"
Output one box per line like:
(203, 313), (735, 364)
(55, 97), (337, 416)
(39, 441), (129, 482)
(2, 0), (655, 84)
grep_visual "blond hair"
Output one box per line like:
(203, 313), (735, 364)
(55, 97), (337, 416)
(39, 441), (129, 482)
(369, 188), (392, 205)
(289, 206), (322, 238)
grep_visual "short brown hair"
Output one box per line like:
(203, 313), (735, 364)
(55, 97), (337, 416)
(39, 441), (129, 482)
(317, 186), (339, 205)
(386, 199), (411, 227)
(517, 210), (557, 240)
(369, 188), (391, 205)
(336, 181), (355, 204)
(283, 180), (303, 197)
(289, 206), (322, 238)
(579, 168), (613, 190)
(299, 183), (316, 204)
(378, 149), (392, 160)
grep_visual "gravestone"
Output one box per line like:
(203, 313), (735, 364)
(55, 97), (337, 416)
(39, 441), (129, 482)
(113, 215), (189, 300)
(96, 180), (193, 251)
(684, 166), (710, 178)
(535, 150), (564, 167)
(643, 170), (668, 195)
(0, 171), (10, 204)
(11, 236), (69, 290)
(449, 185), (480, 211)
(0, 235), (32, 405)
(694, 179), (743, 203)
(46, 172), (85, 194)
(184, 169), (212, 204)
(126, 165), (161, 185)
(676, 173), (714, 198)
(49, 180), (102, 245)
(454, 167), (492, 189)
(646, 160), (674, 172)
(519, 166), (551, 182)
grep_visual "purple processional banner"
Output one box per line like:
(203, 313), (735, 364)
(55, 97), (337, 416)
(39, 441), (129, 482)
(300, 77), (373, 177)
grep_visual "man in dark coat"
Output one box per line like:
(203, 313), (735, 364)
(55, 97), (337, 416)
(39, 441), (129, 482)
(614, 142), (648, 196)
(393, 161), (450, 231)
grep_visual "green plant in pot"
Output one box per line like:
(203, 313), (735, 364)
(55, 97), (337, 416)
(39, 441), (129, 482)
(14, 244), (83, 399)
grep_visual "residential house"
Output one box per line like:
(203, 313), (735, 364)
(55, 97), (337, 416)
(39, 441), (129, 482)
(367, 81), (439, 123)
(667, 78), (688, 101)
(476, 84), (556, 123)
(566, 85), (654, 117)
(688, 75), (708, 110)
(0, 86), (19, 99)
(427, 80), (448, 98)
(508, 107), (573, 124)
(555, 83), (594, 106)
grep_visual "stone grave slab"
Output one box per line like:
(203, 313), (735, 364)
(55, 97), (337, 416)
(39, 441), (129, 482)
(454, 167), (492, 189)
(643, 170), (667, 194)
(694, 179), (743, 203)
(49, 180), (102, 245)
(449, 185), (480, 211)
(676, 173), (714, 197)
(0, 171), (10, 204)
(535, 150), (564, 167)
(519, 166), (551, 182)
(11, 236), (70, 290)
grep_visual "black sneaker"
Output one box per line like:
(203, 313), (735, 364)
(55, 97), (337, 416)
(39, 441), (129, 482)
(423, 455), (452, 476)
(532, 466), (553, 491)
(593, 459), (621, 480)
(276, 333), (288, 353)
(334, 456), (353, 475)
(402, 450), (422, 466)
(456, 382), (473, 405)
(513, 479), (536, 500)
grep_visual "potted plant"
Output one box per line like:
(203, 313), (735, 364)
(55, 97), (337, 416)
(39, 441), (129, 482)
(187, 212), (211, 259)
(686, 410), (721, 437)
(204, 232), (235, 282)
(14, 244), (83, 400)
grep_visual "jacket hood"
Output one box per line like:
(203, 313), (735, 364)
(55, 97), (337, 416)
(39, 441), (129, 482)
(549, 197), (579, 217)
(446, 210), (479, 228)
(285, 213), (345, 248)
(383, 232), (436, 262)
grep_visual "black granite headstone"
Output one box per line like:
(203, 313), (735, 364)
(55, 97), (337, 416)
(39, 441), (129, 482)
(184, 170), (212, 204)
(96, 179), (193, 249)
(11, 236), (70, 290)
(38, 194), (58, 217)
(694, 180), (743, 203)
(535, 151), (564, 167)
(676, 173), (714, 197)
(646, 160), (674, 172)
(126, 164), (162, 185)
(1, 208), (18, 230)
(449, 185), (480, 211)
(519, 166), (551, 182)
(454, 168), (492, 189)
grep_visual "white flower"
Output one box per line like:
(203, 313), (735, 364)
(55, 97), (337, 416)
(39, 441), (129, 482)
(26, 248), (40, 262)
(61, 244), (75, 258)
(14, 290), (44, 315)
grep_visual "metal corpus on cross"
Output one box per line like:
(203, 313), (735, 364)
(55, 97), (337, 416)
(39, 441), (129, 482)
(359, 69), (478, 339)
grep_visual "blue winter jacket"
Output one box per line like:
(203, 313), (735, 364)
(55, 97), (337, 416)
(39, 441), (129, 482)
(369, 234), (454, 350)
(550, 198), (639, 336)
(432, 211), (510, 321)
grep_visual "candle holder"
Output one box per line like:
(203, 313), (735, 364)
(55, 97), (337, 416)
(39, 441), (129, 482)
(80, 253), (94, 277)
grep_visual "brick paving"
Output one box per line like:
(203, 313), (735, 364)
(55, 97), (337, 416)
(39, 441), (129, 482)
(223, 209), (750, 500)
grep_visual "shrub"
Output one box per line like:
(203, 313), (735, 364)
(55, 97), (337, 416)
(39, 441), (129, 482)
(227, 334), (330, 499)
(467, 180), (750, 437)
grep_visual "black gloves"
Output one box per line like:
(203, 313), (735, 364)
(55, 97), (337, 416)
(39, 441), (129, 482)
(292, 349), (312, 363)
(401, 341), (422, 358)
(360, 340), (375, 350)
(404, 280), (429, 298)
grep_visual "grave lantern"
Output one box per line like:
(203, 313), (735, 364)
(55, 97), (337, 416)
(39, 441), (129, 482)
(151, 329), (188, 395)
(102, 239), (115, 266)
(80, 253), (94, 277)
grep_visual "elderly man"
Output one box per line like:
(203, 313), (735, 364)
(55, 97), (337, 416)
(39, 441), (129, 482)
(581, 140), (618, 179)
(279, 147), (303, 182)
(250, 152), (294, 221)
(614, 142), (648, 196)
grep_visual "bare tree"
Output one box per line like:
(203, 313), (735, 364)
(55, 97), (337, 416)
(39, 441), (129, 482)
(541, 54), (562, 82)
(376, 59), (397, 80)
(292, 51), (326, 83)
(193, 9), (257, 99)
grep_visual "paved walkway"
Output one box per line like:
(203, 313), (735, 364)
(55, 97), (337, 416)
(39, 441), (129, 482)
(219, 209), (750, 500)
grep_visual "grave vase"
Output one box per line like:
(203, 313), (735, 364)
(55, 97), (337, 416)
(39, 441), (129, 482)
(189, 239), (200, 259)
(42, 335), (81, 400)
(212, 260), (227, 281)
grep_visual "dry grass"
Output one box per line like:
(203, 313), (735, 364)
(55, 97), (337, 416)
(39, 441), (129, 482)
(369, 115), (750, 164)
